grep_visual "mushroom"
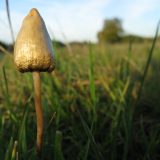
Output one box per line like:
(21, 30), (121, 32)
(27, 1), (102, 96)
(14, 8), (55, 156)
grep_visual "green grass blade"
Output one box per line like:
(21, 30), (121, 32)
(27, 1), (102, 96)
(136, 21), (160, 103)
(2, 66), (17, 124)
(77, 110), (104, 160)
(54, 130), (64, 160)
(2, 66), (9, 96)
(11, 141), (18, 160)
(83, 139), (90, 160)
(4, 137), (13, 160)
(88, 43), (97, 121)
(18, 105), (29, 158)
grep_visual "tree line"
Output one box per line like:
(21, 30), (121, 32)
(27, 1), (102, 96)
(97, 18), (155, 44)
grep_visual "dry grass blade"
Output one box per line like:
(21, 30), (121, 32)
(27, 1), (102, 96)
(0, 45), (12, 55)
(5, 0), (15, 43)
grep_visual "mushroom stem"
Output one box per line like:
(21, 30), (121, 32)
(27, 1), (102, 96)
(33, 72), (43, 156)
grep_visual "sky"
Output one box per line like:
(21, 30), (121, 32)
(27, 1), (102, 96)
(0, 0), (160, 43)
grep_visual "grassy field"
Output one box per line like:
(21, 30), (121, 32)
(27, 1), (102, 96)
(0, 38), (160, 159)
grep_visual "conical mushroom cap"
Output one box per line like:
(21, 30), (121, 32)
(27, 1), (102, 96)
(14, 8), (55, 72)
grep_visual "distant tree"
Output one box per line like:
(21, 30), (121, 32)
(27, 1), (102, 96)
(97, 18), (124, 43)
(52, 40), (66, 48)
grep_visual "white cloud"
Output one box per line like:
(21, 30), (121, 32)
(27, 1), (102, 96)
(0, 0), (110, 43)
(124, 0), (158, 19)
(0, 0), (159, 43)
(41, 0), (110, 42)
(122, 0), (159, 36)
(0, 10), (25, 43)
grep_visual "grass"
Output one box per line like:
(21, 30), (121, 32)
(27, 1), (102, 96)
(0, 34), (160, 159)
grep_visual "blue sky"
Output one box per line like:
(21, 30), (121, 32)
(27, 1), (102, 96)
(0, 0), (159, 43)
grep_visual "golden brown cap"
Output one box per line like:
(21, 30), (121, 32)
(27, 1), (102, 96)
(14, 8), (55, 72)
